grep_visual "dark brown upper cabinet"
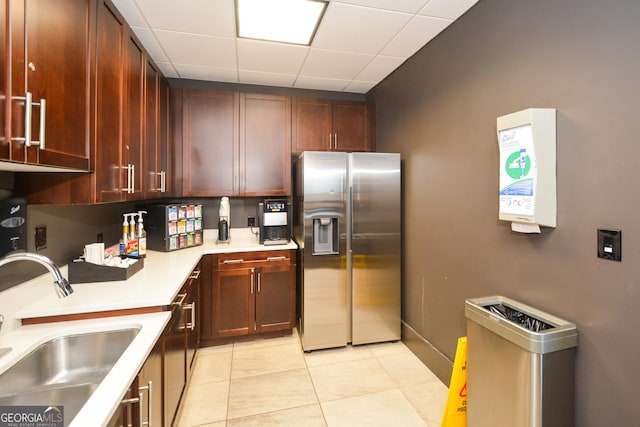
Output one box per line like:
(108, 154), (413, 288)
(16, 0), (170, 205)
(292, 97), (375, 154)
(178, 89), (291, 197)
(4, 0), (91, 171)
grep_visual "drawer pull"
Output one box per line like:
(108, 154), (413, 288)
(266, 256), (286, 262)
(222, 259), (244, 264)
(189, 269), (201, 279)
(172, 293), (187, 306)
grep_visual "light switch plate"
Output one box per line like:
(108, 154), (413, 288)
(597, 229), (621, 262)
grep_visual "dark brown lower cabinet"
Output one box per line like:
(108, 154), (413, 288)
(164, 301), (185, 427)
(200, 250), (296, 344)
(106, 339), (161, 427)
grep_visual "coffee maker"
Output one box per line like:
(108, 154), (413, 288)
(257, 199), (291, 245)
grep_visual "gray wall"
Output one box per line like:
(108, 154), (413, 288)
(369, 0), (639, 425)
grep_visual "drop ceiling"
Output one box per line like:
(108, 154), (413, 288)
(110, 0), (479, 94)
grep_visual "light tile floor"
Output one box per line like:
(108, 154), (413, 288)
(177, 330), (448, 427)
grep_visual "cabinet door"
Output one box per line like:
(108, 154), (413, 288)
(0, 0), (8, 160)
(255, 264), (296, 333)
(8, 0), (27, 163)
(144, 59), (160, 198)
(185, 266), (200, 375)
(157, 77), (170, 196)
(138, 339), (163, 427)
(123, 34), (144, 200)
(17, 0), (90, 169)
(164, 307), (186, 427)
(332, 101), (374, 152)
(240, 93), (291, 195)
(214, 268), (254, 337)
(292, 97), (332, 153)
(94, 0), (124, 202)
(182, 89), (238, 196)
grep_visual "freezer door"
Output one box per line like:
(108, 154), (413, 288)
(299, 151), (349, 351)
(350, 152), (401, 345)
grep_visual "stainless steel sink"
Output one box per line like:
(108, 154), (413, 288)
(0, 327), (140, 426)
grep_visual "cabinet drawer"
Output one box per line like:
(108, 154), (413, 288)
(216, 250), (294, 269)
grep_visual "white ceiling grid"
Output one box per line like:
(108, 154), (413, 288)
(110, 0), (479, 93)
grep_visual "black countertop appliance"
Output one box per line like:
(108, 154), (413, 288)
(258, 199), (291, 245)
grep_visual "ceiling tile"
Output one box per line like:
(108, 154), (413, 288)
(238, 70), (297, 88)
(237, 39), (309, 75)
(107, 0), (474, 93)
(344, 80), (378, 93)
(356, 55), (406, 82)
(111, 0), (147, 27)
(174, 64), (238, 83)
(334, 0), (429, 14)
(134, 0), (235, 37)
(300, 48), (373, 80)
(381, 15), (452, 57)
(154, 30), (237, 69)
(131, 27), (169, 62)
(294, 75), (351, 92)
(313, 3), (412, 54)
(419, 0), (479, 19)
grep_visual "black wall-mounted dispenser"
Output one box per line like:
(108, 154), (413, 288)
(0, 197), (27, 257)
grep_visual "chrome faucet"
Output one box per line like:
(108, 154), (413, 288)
(0, 252), (73, 298)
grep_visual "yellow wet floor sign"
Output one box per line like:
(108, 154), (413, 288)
(441, 336), (467, 427)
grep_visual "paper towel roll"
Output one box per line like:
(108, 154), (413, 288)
(511, 222), (541, 233)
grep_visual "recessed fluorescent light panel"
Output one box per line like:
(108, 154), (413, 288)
(236, 0), (328, 46)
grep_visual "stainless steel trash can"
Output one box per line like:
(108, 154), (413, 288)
(465, 296), (578, 427)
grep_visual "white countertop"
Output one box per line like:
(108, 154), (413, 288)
(13, 228), (297, 321)
(0, 312), (171, 427)
(0, 227), (297, 427)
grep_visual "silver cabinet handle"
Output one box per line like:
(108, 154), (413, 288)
(138, 380), (152, 427)
(123, 164), (132, 193)
(191, 301), (196, 331)
(329, 133), (333, 150)
(172, 292), (187, 306)
(31, 98), (46, 149)
(189, 269), (201, 279)
(266, 256), (286, 262)
(124, 164), (136, 194)
(223, 259), (244, 264)
(11, 92), (32, 146)
(257, 271), (261, 293)
(334, 133), (338, 150)
(250, 268), (255, 294)
(130, 164), (135, 193)
(185, 302), (196, 330)
(121, 394), (141, 427)
(12, 93), (46, 149)
(158, 171), (167, 193)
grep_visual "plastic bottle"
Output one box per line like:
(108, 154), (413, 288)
(120, 214), (129, 257)
(126, 213), (139, 257)
(137, 210), (147, 258)
(129, 213), (137, 241)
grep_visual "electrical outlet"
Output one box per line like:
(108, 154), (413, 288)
(248, 217), (256, 227)
(35, 225), (47, 251)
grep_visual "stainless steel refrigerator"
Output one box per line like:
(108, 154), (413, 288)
(293, 151), (401, 351)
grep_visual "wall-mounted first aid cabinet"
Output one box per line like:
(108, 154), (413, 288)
(497, 108), (556, 229)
